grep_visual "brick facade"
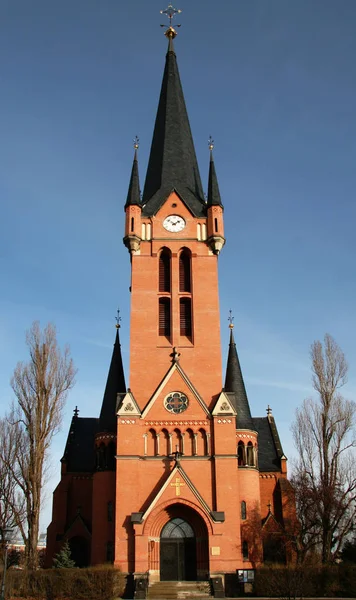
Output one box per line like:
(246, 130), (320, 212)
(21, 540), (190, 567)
(46, 28), (297, 580)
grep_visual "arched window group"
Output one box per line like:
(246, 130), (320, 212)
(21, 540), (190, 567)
(96, 441), (116, 471)
(144, 427), (209, 456)
(158, 247), (193, 341)
(237, 441), (257, 467)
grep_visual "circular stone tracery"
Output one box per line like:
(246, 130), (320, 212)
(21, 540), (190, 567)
(164, 392), (189, 414)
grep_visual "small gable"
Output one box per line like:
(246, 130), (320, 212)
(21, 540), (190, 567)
(117, 390), (141, 417)
(212, 392), (237, 416)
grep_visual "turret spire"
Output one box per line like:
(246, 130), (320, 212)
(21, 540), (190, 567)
(207, 137), (223, 208)
(125, 137), (141, 208)
(224, 316), (253, 429)
(141, 14), (205, 217)
(99, 314), (126, 432)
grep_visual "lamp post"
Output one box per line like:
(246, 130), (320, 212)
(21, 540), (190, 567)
(0, 527), (13, 600)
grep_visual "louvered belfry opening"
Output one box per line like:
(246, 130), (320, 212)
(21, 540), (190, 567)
(179, 249), (191, 292)
(180, 297), (192, 337)
(159, 297), (171, 338)
(159, 248), (171, 292)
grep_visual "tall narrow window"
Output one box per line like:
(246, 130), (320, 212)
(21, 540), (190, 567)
(242, 541), (249, 560)
(179, 250), (191, 292)
(180, 298), (192, 337)
(241, 501), (247, 521)
(214, 217), (218, 233)
(159, 298), (171, 337)
(247, 442), (254, 466)
(238, 441), (245, 466)
(131, 217), (134, 232)
(159, 249), (171, 292)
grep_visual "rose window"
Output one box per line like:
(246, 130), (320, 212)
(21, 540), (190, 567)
(164, 392), (189, 414)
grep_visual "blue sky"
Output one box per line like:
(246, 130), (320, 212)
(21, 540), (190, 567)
(1, 0), (355, 531)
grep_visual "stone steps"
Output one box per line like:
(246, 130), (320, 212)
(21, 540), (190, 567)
(148, 580), (212, 599)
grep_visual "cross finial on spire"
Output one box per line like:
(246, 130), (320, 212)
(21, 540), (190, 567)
(115, 309), (121, 329)
(267, 501), (272, 513)
(228, 309), (234, 329)
(133, 135), (139, 151)
(160, 3), (182, 39)
(208, 136), (214, 151)
(74, 406), (79, 418)
(266, 405), (272, 416)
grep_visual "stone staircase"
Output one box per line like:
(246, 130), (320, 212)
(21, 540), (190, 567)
(148, 580), (212, 599)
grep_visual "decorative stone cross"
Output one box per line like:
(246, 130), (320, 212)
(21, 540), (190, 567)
(170, 477), (185, 496)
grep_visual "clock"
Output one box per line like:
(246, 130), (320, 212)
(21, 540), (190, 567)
(163, 215), (186, 233)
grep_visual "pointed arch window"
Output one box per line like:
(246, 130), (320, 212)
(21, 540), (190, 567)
(159, 298), (171, 338)
(247, 442), (255, 466)
(180, 298), (192, 337)
(159, 248), (171, 292)
(238, 441), (245, 466)
(179, 249), (191, 292)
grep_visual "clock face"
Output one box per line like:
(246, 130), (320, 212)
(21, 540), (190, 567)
(163, 215), (186, 233)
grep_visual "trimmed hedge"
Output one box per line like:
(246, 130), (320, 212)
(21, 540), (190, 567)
(4, 565), (125, 600)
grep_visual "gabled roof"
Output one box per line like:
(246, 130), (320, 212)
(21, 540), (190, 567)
(62, 416), (99, 473)
(252, 417), (283, 472)
(224, 328), (253, 429)
(141, 359), (210, 418)
(99, 327), (126, 433)
(141, 38), (206, 217)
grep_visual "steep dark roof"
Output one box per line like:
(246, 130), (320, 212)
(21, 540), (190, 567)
(141, 38), (206, 217)
(99, 328), (126, 433)
(207, 150), (223, 207)
(125, 149), (141, 208)
(62, 416), (99, 473)
(252, 417), (283, 472)
(224, 328), (253, 429)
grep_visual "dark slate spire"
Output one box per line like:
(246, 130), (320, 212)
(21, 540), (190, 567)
(125, 144), (141, 208)
(225, 326), (253, 429)
(207, 140), (223, 207)
(141, 37), (206, 217)
(99, 326), (126, 433)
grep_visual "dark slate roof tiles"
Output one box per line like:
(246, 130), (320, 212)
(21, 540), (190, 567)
(99, 328), (126, 433)
(141, 40), (206, 217)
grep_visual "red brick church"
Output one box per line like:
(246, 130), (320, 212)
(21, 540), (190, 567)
(46, 10), (296, 589)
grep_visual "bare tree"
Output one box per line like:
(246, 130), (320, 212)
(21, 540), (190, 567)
(292, 334), (356, 564)
(0, 417), (26, 540)
(9, 322), (76, 570)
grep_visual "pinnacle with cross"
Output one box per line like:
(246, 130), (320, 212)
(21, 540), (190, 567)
(160, 3), (182, 38)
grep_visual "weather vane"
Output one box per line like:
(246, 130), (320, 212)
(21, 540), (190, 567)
(208, 136), (214, 151)
(160, 3), (182, 38)
(133, 135), (139, 150)
(228, 309), (234, 329)
(115, 308), (121, 329)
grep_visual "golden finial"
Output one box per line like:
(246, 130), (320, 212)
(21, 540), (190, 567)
(160, 3), (182, 39)
(115, 308), (121, 329)
(133, 135), (139, 151)
(228, 309), (234, 329)
(208, 136), (214, 151)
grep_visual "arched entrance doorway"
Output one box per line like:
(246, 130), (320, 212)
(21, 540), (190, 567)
(160, 517), (196, 581)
